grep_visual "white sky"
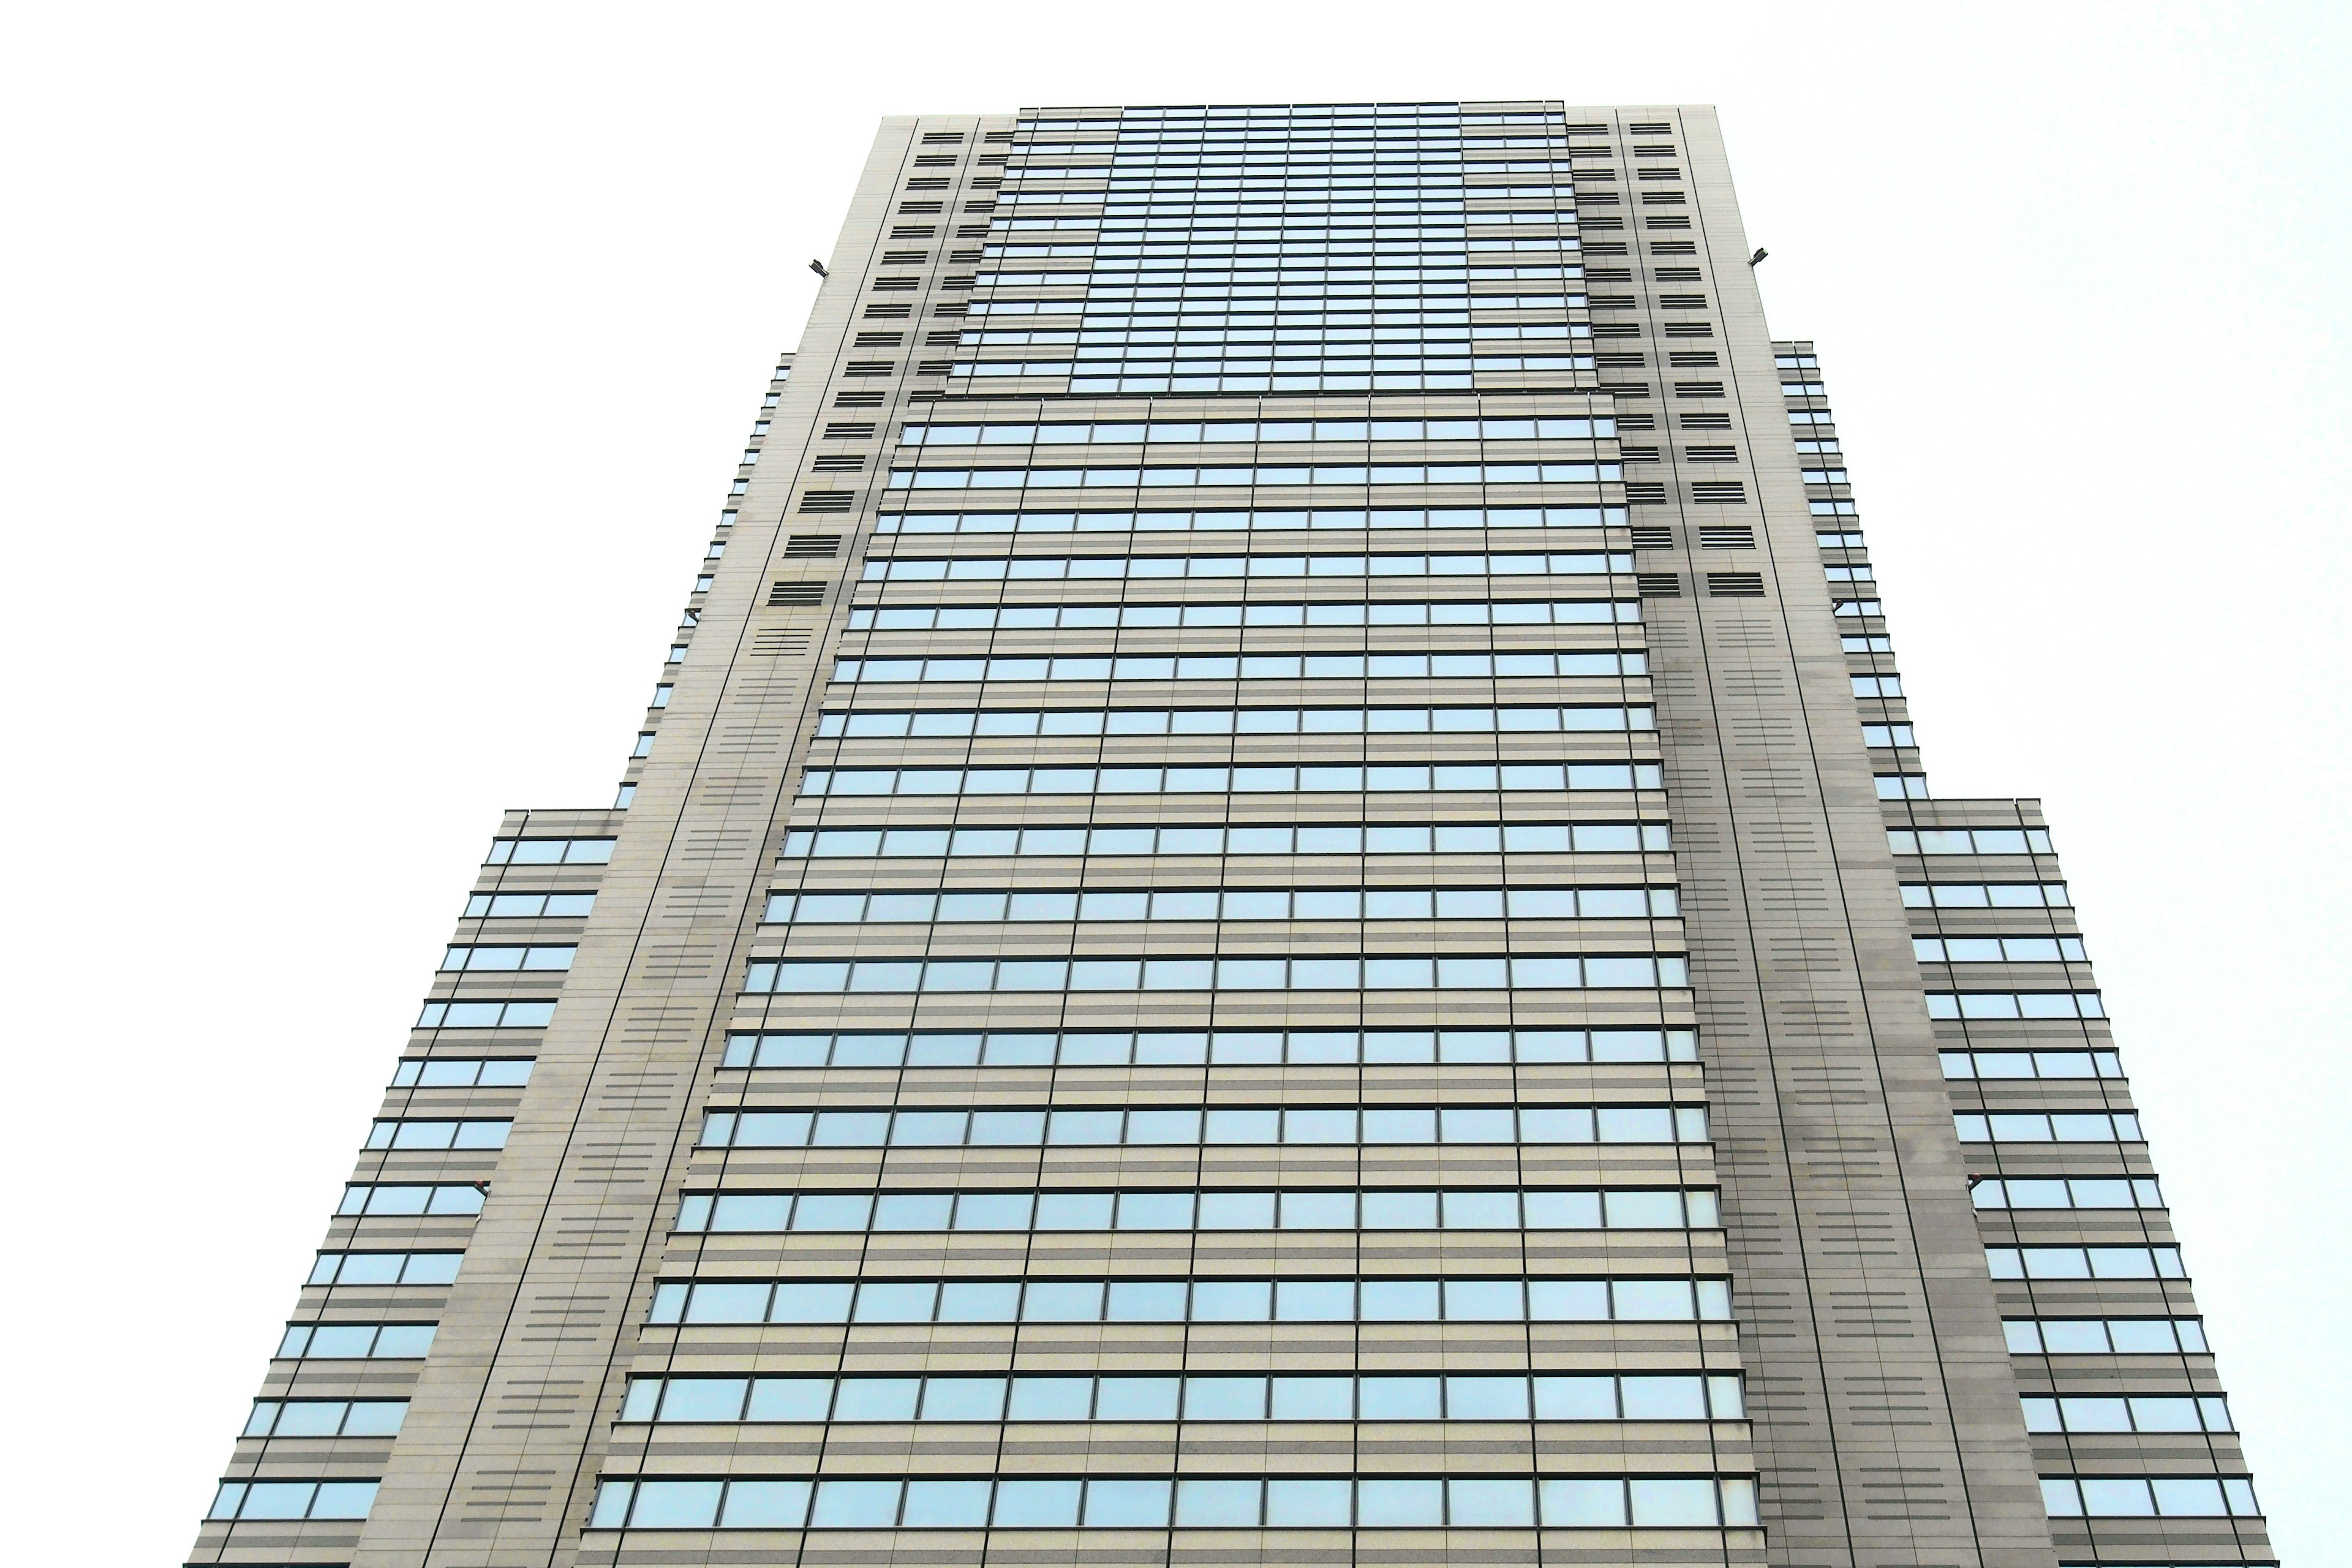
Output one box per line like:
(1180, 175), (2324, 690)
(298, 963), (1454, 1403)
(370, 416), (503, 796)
(2, 2), (2344, 1559)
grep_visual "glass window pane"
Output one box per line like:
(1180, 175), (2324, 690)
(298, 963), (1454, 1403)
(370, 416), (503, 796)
(900, 1480), (991, 1527)
(992, 1479), (1083, 1528)
(1357, 1477), (1444, 1527)
(1175, 1477), (1263, 1527)
(810, 1479), (902, 1528)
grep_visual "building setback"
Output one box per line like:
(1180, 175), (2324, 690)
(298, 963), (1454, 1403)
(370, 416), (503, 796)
(189, 102), (2272, 1568)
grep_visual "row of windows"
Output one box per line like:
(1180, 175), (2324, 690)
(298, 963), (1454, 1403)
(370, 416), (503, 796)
(364, 1118), (511, 1151)
(740, 952), (1691, 996)
(307, 1251), (461, 1286)
(1987, 1246), (2184, 1280)
(857, 549), (1632, 581)
(462, 891), (594, 918)
(978, 298), (1591, 320)
(801, 761), (1664, 797)
(764, 886), (1680, 925)
(2024, 1395), (2230, 1434)
(722, 1026), (1698, 1070)
(889, 461), (1619, 491)
(1851, 674), (1903, 697)
(699, 1104), (1709, 1151)
(1889, 826), (2055, 855)
(2038, 1476), (2259, 1519)
(590, 1473), (1758, 1532)
(621, 1371), (1743, 1426)
(482, 835), (612, 865)
(900, 416), (1615, 445)
(388, 1057), (533, 1088)
(677, 1186), (1717, 1235)
(2004, 1316), (2209, 1354)
(831, 652), (1645, 685)
(1973, 1177), (2162, 1211)
(438, 944), (575, 973)
(243, 1398), (407, 1438)
(1927, 992), (2105, 1020)
(650, 1275), (1735, 1327)
(276, 1322), (434, 1359)
(1957, 1111), (2139, 1143)
(1055, 369), (1578, 394)
(818, 707), (1654, 743)
(1941, 1049), (2122, 1081)
(338, 1182), (486, 1216)
(846, 597), (1641, 628)
(870, 506), (1628, 536)
(1915, 936), (2088, 963)
(208, 1480), (377, 1522)
(1017, 262), (1589, 285)
(414, 1000), (556, 1030)
(780, 820), (1672, 861)
(1902, 881), (2069, 908)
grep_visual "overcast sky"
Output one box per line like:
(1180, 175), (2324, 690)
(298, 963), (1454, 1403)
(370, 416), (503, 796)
(4, 2), (2345, 1559)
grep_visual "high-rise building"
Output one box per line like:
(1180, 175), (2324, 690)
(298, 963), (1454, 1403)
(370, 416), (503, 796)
(189, 102), (2272, 1568)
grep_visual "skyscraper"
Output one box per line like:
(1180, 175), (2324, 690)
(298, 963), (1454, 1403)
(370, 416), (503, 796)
(189, 101), (2272, 1568)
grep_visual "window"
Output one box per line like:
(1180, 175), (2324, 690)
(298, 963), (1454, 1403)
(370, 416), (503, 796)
(2003, 1316), (2208, 1354)
(1903, 882), (2067, 909)
(781, 820), (1671, 861)
(817, 701), (1653, 739)
(858, 546), (1633, 581)
(767, 885), (1678, 925)
(676, 1185), (1719, 1235)
(1888, 827), (2054, 855)
(900, 415), (1616, 445)
(647, 1273), (1735, 1327)
(831, 651), (1646, 685)
(309, 1251), (464, 1286)
(1955, 1111), (2137, 1143)
(888, 459), (1621, 492)
(620, 1371), (1741, 1424)
(1939, 1049), (2119, 1080)
(483, 837), (612, 865)
(2040, 1476), (2259, 1519)
(698, 1101), (1708, 1150)
(208, 1480), (379, 1522)
(871, 506), (1630, 538)
(276, 1322), (437, 1359)
(1863, 725), (1916, 747)
(439, 944), (575, 973)
(1986, 1246), (2184, 1280)
(800, 761), (1666, 798)
(338, 1183), (487, 1216)
(587, 1473), (1758, 1531)
(365, 1118), (512, 1150)
(1851, 673), (1902, 696)
(1914, 935), (2086, 962)
(462, 892), (594, 918)
(1928, 992), (2103, 1020)
(723, 1025), (1697, 1069)
(415, 1000), (557, 1029)
(739, 952), (1691, 997)
(1973, 1177), (2162, 1210)
(244, 1399), (408, 1438)
(845, 597), (1640, 630)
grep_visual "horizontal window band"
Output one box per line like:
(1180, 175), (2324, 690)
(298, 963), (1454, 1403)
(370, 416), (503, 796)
(1939, 1049), (2121, 1081)
(816, 705), (1654, 737)
(698, 1102), (1709, 1150)
(801, 762), (1664, 797)
(1972, 1177), (2163, 1211)
(649, 1275), (1735, 1328)
(1954, 1110), (2138, 1142)
(2039, 1475), (2260, 1520)
(274, 1322), (436, 1359)
(590, 1472), (1759, 1532)
(1986, 1245), (2185, 1280)
(1928, 992), (2103, 1020)
(622, 1370), (1743, 1425)
(740, 953), (1689, 995)
(724, 1026), (1698, 1069)
(2002, 1316), (2208, 1354)
(1889, 827), (2056, 854)
(847, 598), (1642, 628)
(901, 419), (1612, 445)
(861, 549), (1632, 581)
(675, 1186), (1720, 1235)
(889, 462), (1620, 490)
(876, 507), (1631, 536)
(208, 1479), (379, 1523)
(764, 886), (1679, 925)
(831, 654), (1645, 684)
(244, 1398), (408, 1439)
(782, 822), (1672, 860)
(415, 1000), (556, 1030)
